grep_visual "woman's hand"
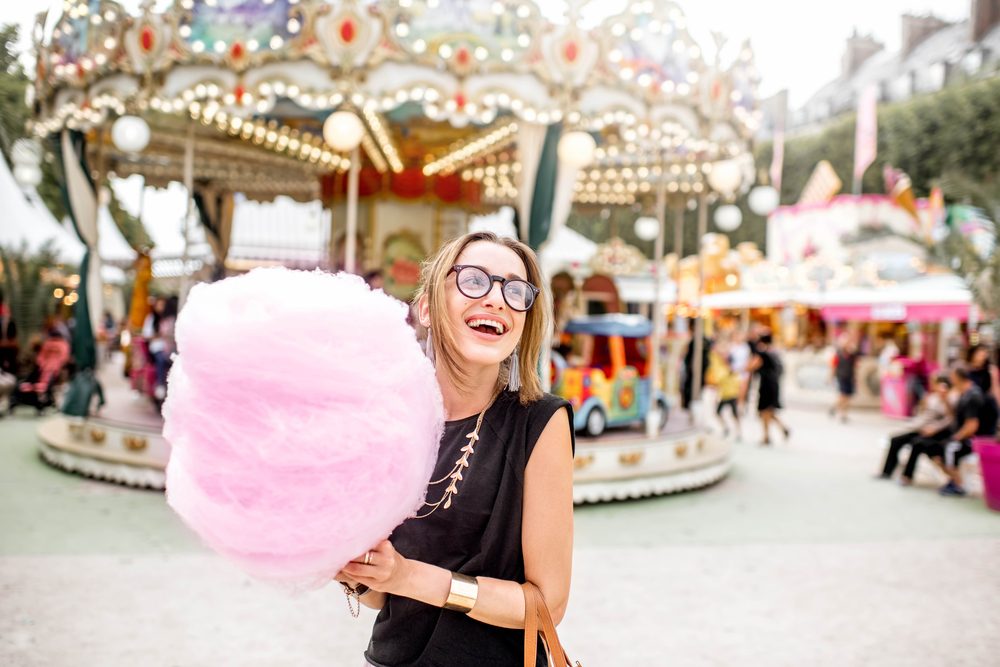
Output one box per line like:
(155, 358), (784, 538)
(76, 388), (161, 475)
(338, 539), (410, 595)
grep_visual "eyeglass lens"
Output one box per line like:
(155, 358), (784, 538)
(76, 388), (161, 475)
(456, 266), (535, 311)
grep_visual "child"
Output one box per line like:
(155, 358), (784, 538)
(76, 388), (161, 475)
(711, 350), (743, 440)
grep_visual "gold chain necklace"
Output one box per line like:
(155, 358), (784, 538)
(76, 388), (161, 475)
(415, 395), (496, 519)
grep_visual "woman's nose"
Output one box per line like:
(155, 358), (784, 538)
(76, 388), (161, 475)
(479, 280), (505, 308)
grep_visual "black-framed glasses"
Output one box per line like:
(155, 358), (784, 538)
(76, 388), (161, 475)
(449, 265), (540, 312)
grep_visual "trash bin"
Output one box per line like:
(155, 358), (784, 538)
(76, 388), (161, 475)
(972, 437), (1000, 512)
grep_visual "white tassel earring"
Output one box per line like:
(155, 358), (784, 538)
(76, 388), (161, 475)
(425, 329), (436, 365)
(507, 347), (521, 392)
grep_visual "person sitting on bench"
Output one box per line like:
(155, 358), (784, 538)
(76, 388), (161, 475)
(901, 364), (982, 496)
(878, 373), (953, 480)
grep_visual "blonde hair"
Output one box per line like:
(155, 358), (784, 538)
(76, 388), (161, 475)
(413, 232), (548, 405)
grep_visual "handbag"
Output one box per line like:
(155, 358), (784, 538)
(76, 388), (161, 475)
(522, 582), (581, 667)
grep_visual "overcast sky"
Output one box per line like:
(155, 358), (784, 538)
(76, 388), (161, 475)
(4, 0), (971, 107)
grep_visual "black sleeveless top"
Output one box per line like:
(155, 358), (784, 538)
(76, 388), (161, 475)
(364, 391), (574, 667)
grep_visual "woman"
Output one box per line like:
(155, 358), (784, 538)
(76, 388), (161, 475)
(337, 232), (575, 666)
(968, 344), (1000, 436)
(748, 332), (790, 445)
(830, 334), (859, 423)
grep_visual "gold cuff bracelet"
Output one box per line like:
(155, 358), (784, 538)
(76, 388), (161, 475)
(443, 572), (479, 613)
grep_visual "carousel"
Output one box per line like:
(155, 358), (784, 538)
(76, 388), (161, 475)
(26, 0), (762, 502)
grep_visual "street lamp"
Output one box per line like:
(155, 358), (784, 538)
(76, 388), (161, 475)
(323, 111), (365, 152)
(323, 110), (366, 274)
(706, 159), (742, 198)
(557, 130), (596, 168)
(111, 115), (151, 153)
(633, 216), (660, 241)
(635, 193), (667, 437)
(714, 204), (743, 231)
(748, 184), (780, 216)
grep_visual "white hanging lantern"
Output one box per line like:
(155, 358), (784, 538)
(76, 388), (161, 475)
(11, 138), (43, 188)
(557, 130), (596, 168)
(706, 159), (742, 197)
(714, 204), (743, 231)
(13, 164), (42, 188)
(633, 216), (660, 241)
(111, 115), (151, 153)
(323, 111), (365, 152)
(748, 185), (780, 216)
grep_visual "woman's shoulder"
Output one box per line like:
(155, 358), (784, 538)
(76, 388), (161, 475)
(491, 391), (575, 459)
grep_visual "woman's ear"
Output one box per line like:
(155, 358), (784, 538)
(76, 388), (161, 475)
(417, 295), (431, 329)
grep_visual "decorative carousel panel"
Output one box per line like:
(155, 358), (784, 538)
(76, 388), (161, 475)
(312, 0), (384, 70)
(175, 0), (303, 68)
(599, 0), (706, 102)
(538, 23), (599, 88)
(48, 0), (127, 86)
(385, 0), (543, 73)
(122, 0), (175, 75)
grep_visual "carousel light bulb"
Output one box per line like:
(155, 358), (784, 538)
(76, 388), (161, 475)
(714, 204), (743, 232)
(748, 185), (780, 216)
(557, 131), (596, 168)
(323, 111), (365, 152)
(111, 115), (150, 152)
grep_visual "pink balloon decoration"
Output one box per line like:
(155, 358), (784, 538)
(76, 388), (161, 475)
(163, 268), (443, 589)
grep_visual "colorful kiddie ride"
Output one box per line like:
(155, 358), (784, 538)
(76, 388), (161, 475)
(552, 314), (669, 437)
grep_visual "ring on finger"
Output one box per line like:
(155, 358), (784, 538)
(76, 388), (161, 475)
(364, 551), (372, 566)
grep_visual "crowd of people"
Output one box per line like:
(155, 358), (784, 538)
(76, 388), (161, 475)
(0, 293), (74, 415)
(877, 344), (1000, 497)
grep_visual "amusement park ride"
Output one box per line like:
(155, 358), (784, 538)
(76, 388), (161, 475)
(28, 0), (761, 503)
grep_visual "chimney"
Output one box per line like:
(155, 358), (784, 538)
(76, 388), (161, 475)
(971, 0), (1000, 41)
(842, 30), (883, 77)
(901, 14), (951, 56)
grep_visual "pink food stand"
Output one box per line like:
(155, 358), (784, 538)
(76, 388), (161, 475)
(820, 301), (968, 418)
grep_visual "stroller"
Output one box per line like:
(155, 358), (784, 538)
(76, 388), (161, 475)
(9, 335), (71, 414)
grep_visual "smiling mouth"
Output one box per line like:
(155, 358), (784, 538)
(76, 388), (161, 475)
(466, 318), (506, 336)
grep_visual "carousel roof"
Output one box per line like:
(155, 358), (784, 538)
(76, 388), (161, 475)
(29, 0), (761, 207)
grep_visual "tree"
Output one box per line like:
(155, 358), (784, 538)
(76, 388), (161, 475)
(925, 171), (1000, 346)
(0, 242), (62, 351)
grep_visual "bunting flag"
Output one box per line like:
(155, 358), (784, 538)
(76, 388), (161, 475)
(798, 160), (842, 205)
(853, 85), (878, 193)
(883, 164), (918, 221)
(769, 128), (784, 192)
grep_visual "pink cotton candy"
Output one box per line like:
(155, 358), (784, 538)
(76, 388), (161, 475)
(162, 268), (443, 589)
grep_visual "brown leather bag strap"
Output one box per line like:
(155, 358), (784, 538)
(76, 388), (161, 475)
(523, 582), (539, 667)
(522, 582), (575, 667)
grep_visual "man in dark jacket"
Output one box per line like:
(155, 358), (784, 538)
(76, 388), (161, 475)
(902, 363), (982, 496)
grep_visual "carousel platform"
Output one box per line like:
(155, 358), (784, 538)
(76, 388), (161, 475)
(36, 354), (169, 489)
(572, 416), (730, 504)
(37, 356), (730, 500)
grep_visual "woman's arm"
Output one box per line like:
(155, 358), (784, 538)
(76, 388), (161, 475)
(340, 408), (575, 629)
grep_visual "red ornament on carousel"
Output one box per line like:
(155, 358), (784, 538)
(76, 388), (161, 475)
(139, 25), (155, 53)
(339, 18), (356, 44)
(563, 41), (578, 64)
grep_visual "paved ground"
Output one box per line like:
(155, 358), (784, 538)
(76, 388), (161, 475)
(1, 403), (998, 666)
